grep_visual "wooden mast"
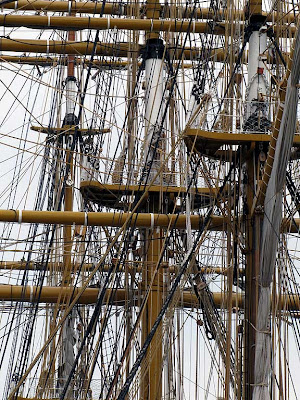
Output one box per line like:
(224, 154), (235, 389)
(243, 0), (266, 397)
(57, 18), (77, 395)
(62, 32), (76, 285)
(141, 1), (163, 398)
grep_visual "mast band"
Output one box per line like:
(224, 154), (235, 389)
(46, 39), (49, 54)
(150, 213), (154, 229)
(84, 212), (88, 226)
(18, 210), (22, 224)
(14, 1), (17, 10)
(68, 0), (72, 15)
(107, 15), (110, 29)
(48, 15), (51, 27)
(30, 286), (33, 302)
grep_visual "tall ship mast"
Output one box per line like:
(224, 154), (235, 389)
(1, 0), (300, 399)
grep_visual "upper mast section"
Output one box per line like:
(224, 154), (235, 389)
(142, 0), (165, 184)
(244, 0), (270, 133)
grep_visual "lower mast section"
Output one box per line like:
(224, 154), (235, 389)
(243, 10), (269, 399)
(141, 36), (164, 400)
(57, 25), (78, 397)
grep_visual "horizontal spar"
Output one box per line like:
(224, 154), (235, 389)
(0, 261), (244, 275)
(0, 52), (291, 67)
(0, 55), (194, 68)
(0, 209), (226, 230)
(3, 1), (214, 18)
(0, 38), (132, 57)
(1, 208), (300, 232)
(3, 0), (211, 17)
(0, 55), (135, 68)
(8, 0), (121, 14)
(1, 285), (300, 310)
(0, 15), (296, 36)
(0, 285), (231, 307)
(0, 209), (299, 232)
(0, 38), (224, 60)
(3, 1), (298, 24)
(0, 15), (228, 34)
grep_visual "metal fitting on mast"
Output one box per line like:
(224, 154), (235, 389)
(142, 38), (165, 183)
(142, 37), (165, 61)
(63, 75), (79, 127)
